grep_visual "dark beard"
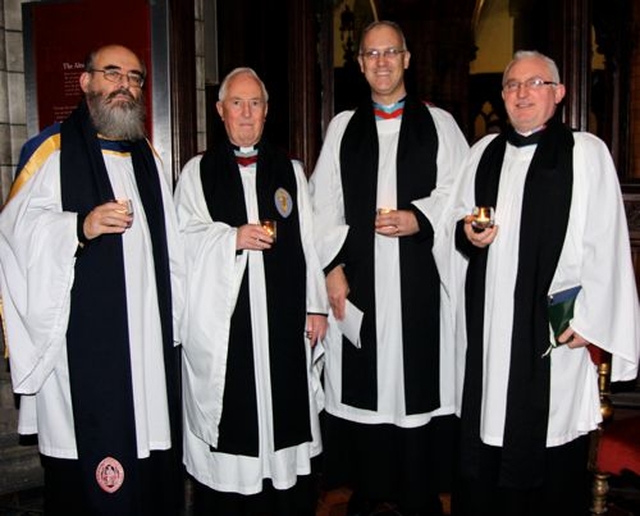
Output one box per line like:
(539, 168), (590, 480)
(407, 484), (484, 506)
(86, 89), (147, 141)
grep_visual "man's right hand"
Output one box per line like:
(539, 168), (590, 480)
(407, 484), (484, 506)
(326, 265), (349, 320)
(463, 214), (498, 248)
(82, 200), (134, 240)
(236, 223), (273, 251)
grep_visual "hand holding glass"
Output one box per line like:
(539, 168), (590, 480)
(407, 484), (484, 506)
(376, 207), (398, 233)
(261, 219), (277, 242)
(115, 199), (134, 228)
(471, 206), (494, 232)
(116, 199), (133, 215)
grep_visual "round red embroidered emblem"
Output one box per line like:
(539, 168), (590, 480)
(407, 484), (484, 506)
(95, 456), (125, 493)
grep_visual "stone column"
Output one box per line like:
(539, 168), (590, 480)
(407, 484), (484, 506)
(0, 0), (27, 203)
(0, 0), (42, 499)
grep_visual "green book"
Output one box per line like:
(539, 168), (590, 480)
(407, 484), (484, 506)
(548, 285), (582, 344)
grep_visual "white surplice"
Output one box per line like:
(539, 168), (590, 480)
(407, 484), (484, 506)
(434, 131), (640, 447)
(176, 155), (327, 494)
(0, 144), (185, 459)
(309, 105), (469, 427)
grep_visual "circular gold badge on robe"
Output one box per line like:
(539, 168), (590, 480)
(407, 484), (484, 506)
(274, 187), (293, 218)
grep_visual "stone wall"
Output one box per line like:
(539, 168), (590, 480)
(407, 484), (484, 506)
(0, 0), (27, 203)
(0, 0), (40, 498)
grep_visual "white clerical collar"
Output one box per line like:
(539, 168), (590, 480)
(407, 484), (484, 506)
(516, 125), (546, 137)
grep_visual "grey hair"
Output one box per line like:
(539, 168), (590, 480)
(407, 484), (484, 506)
(359, 20), (408, 53)
(503, 50), (561, 85)
(218, 67), (269, 103)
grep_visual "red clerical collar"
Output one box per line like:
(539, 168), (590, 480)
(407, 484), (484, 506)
(374, 107), (404, 120)
(236, 155), (258, 167)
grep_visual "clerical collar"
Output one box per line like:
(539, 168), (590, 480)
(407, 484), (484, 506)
(233, 144), (257, 153)
(234, 145), (258, 167)
(506, 124), (547, 147)
(373, 98), (405, 120)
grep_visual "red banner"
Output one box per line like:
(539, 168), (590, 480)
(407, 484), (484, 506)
(26, 0), (152, 132)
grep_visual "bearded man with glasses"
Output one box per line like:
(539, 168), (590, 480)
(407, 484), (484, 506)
(0, 44), (185, 515)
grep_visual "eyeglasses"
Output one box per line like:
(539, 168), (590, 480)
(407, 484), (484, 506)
(360, 48), (406, 61)
(503, 77), (557, 93)
(90, 68), (145, 88)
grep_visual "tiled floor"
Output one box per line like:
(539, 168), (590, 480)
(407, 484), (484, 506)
(0, 487), (426, 516)
(316, 490), (451, 516)
(0, 488), (43, 515)
(1, 485), (638, 515)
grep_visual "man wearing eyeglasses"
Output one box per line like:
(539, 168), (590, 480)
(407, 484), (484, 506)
(310, 20), (468, 516)
(0, 44), (185, 515)
(437, 50), (640, 515)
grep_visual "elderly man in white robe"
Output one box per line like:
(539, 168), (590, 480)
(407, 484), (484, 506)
(0, 44), (185, 515)
(435, 50), (640, 516)
(175, 67), (328, 516)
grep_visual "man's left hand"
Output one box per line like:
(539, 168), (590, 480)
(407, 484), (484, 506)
(558, 326), (590, 349)
(305, 314), (328, 348)
(375, 209), (419, 237)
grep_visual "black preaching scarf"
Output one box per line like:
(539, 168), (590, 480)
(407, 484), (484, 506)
(339, 96), (441, 414)
(459, 119), (574, 489)
(199, 139), (311, 456)
(59, 101), (179, 514)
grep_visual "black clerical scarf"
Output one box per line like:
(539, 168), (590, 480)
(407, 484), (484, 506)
(199, 139), (311, 456)
(59, 101), (179, 513)
(338, 95), (441, 414)
(459, 119), (574, 489)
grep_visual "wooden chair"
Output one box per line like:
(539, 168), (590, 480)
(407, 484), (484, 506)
(589, 348), (640, 514)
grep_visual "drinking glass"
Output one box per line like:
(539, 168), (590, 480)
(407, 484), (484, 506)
(471, 206), (495, 232)
(261, 219), (277, 242)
